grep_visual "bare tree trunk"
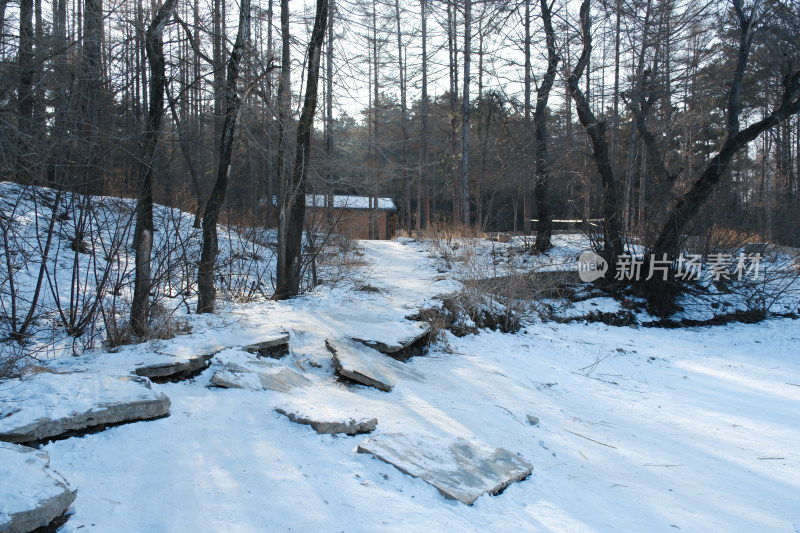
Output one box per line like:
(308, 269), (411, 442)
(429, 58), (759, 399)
(274, 0), (328, 299)
(532, 0), (559, 253)
(15, 0), (34, 184)
(461, 0), (471, 227)
(276, 0), (291, 289)
(420, 0), (430, 230)
(81, 0), (102, 193)
(394, 0), (410, 231)
(196, 0), (251, 313)
(568, 0), (623, 266)
(325, 0), (334, 225)
(130, 0), (177, 336)
(523, 0), (531, 236)
(447, 0), (460, 225)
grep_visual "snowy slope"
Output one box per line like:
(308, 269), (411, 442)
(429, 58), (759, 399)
(0, 238), (792, 532)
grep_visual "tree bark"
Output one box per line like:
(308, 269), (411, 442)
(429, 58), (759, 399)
(196, 0), (251, 313)
(394, 0), (411, 231)
(130, 0), (178, 336)
(419, 0), (430, 230)
(274, 0), (328, 299)
(461, 0), (471, 227)
(15, 0), (34, 184)
(568, 0), (624, 265)
(532, 0), (559, 253)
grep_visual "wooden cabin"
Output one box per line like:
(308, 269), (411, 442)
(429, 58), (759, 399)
(304, 195), (397, 240)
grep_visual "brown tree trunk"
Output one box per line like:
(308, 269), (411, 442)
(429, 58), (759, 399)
(461, 0), (471, 227)
(532, 0), (559, 253)
(274, 0), (328, 299)
(196, 0), (251, 313)
(419, 0), (430, 230)
(568, 0), (623, 265)
(130, 0), (178, 336)
(394, 0), (411, 231)
(15, 0), (34, 184)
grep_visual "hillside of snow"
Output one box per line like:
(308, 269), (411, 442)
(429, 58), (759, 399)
(1, 185), (799, 532)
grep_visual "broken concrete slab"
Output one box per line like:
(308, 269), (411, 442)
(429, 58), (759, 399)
(210, 363), (310, 393)
(326, 337), (422, 392)
(0, 443), (77, 533)
(134, 353), (216, 382)
(0, 373), (170, 445)
(357, 433), (532, 505)
(352, 322), (430, 355)
(242, 332), (291, 358)
(275, 407), (377, 435)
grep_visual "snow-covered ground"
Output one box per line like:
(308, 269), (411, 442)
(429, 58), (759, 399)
(1, 237), (797, 532)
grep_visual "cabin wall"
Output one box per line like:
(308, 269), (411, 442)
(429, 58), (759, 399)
(305, 208), (396, 240)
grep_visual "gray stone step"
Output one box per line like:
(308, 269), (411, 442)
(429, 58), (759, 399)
(326, 337), (422, 392)
(0, 443), (77, 533)
(0, 374), (170, 445)
(357, 432), (532, 505)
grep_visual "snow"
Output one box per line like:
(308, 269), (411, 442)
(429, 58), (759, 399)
(0, 443), (70, 524)
(2, 189), (800, 531)
(0, 372), (169, 443)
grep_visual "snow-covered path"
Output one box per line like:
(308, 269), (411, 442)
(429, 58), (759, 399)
(27, 239), (800, 532)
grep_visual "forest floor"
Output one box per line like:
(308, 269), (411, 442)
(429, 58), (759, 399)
(3, 237), (798, 532)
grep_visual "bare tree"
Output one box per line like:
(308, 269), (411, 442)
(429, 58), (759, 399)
(130, 0), (178, 336)
(274, 0), (329, 299)
(568, 0), (624, 266)
(197, 0), (252, 313)
(650, 0), (800, 260)
(461, 0), (472, 227)
(532, 0), (559, 253)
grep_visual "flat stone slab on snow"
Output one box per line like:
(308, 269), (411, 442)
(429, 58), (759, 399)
(134, 350), (221, 381)
(357, 433), (532, 505)
(210, 362), (310, 393)
(0, 443), (76, 533)
(321, 310), (429, 355)
(242, 332), (291, 358)
(275, 406), (377, 435)
(326, 337), (422, 392)
(352, 322), (430, 354)
(0, 373), (170, 444)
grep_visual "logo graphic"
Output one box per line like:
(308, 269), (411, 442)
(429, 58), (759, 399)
(577, 251), (608, 282)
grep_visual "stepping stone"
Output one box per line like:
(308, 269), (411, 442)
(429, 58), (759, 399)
(242, 332), (291, 358)
(134, 349), (221, 382)
(0, 443), (77, 533)
(326, 337), (422, 392)
(275, 406), (377, 435)
(321, 311), (429, 355)
(210, 363), (310, 393)
(357, 433), (532, 505)
(352, 322), (430, 355)
(0, 373), (171, 445)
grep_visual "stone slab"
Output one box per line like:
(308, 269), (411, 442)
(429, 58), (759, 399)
(352, 322), (430, 354)
(357, 433), (532, 505)
(134, 353), (216, 381)
(210, 363), (310, 393)
(242, 332), (291, 358)
(326, 337), (422, 392)
(0, 443), (77, 533)
(275, 407), (377, 435)
(0, 374), (171, 444)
